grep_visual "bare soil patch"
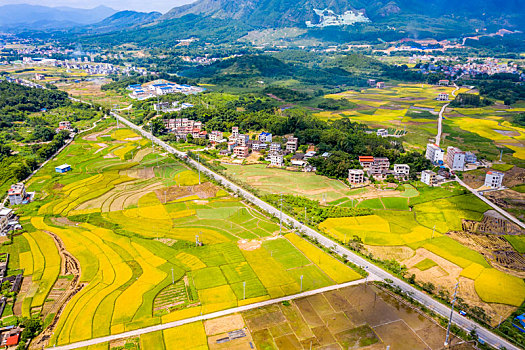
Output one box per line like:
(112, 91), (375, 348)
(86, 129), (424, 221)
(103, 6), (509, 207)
(155, 182), (220, 203)
(365, 245), (415, 261)
(205, 314), (245, 336)
(83, 126), (116, 141)
(238, 239), (262, 251)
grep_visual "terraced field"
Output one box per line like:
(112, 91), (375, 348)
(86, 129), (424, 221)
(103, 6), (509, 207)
(319, 181), (525, 324)
(319, 83), (525, 163)
(12, 121), (362, 348)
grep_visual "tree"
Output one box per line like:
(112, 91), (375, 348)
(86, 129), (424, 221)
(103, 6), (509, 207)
(150, 118), (166, 136)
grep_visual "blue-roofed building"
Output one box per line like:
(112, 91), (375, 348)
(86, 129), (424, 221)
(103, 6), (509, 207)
(55, 164), (71, 173)
(258, 132), (272, 143)
(127, 84), (142, 90)
(513, 314), (525, 333)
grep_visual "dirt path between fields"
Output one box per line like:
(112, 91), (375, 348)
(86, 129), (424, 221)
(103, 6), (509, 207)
(31, 230), (83, 349)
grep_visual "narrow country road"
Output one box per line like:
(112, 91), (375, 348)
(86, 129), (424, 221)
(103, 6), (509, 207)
(435, 83), (459, 146)
(106, 112), (520, 350)
(51, 278), (371, 349)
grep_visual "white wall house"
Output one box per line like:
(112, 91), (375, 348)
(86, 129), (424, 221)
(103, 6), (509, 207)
(484, 171), (504, 189)
(425, 143), (444, 164)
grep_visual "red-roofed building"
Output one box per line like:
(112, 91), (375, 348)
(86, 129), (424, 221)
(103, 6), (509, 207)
(5, 334), (19, 346)
(358, 156), (375, 170)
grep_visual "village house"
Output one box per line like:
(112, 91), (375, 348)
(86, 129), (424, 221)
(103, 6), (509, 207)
(258, 132), (272, 143)
(56, 120), (73, 133)
(230, 127), (239, 141)
(376, 81), (385, 89)
(270, 142), (281, 153)
(359, 156), (375, 171)
(421, 170), (437, 186)
(269, 152), (284, 167)
(425, 143), (445, 164)
(286, 137), (298, 153)
(208, 130), (224, 143)
(291, 153), (307, 167)
(394, 164), (410, 180)
(367, 157), (391, 178)
(446, 146), (466, 171)
(377, 129), (389, 137)
(484, 171), (504, 189)
(465, 151), (477, 164)
(438, 79), (450, 86)
(233, 146), (249, 158)
(437, 93), (449, 101)
(348, 169), (365, 184)
(236, 134), (250, 147)
(7, 183), (26, 205)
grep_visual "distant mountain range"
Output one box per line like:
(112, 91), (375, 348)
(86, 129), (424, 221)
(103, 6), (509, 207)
(0, 4), (117, 30)
(2, 0), (524, 48)
(162, 0), (525, 29)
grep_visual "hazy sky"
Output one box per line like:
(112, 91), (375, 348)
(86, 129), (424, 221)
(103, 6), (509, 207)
(0, 0), (196, 13)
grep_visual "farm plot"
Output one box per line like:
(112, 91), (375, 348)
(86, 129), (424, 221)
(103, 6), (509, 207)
(318, 185), (525, 317)
(16, 122), (363, 348)
(222, 164), (351, 201)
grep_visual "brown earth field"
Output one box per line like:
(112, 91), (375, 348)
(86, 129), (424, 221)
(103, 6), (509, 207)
(226, 284), (473, 350)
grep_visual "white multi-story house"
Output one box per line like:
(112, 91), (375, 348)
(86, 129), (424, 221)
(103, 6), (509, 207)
(236, 134), (250, 147)
(394, 164), (410, 180)
(377, 129), (388, 137)
(348, 169), (365, 184)
(286, 137), (298, 153)
(421, 170), (437, 186)
(484, 171), (504, 189)
(269, 152), (284, 167)
(231, 127), (239, 140)
(437, 93), (449, 101)
(8, 183), (26, 205)
(270, 143), (281, 153)
(446, 146), (466, 171)
(209, 131), (224, 143)
(425, 143), (445, 164)
(259, 132), (272, 143)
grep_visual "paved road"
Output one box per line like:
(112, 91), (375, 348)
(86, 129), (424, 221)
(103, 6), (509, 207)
(110, 112), (519, 350)
(456, 176), (525, 229)
(435, 84), (459, 146)
(51, 278), (370, 349)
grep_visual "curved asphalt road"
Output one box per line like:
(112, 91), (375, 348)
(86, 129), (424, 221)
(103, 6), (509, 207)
(108, 112), (519, 350)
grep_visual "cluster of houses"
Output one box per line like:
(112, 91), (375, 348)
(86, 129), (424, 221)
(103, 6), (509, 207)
(154, 101), (194, 113)
(55, 120), (74, 134)
(347, 156), (411, 185)
(128, 80), (205, 100)
(164, 118), (206, 140)
(422, 143), (505, 189)
(367, 79), (385, 89)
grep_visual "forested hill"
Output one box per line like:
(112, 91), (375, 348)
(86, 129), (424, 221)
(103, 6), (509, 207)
(0, 81), (71, 193)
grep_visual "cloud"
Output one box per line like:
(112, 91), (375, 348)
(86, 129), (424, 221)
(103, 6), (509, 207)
(0, 0), (196, 13)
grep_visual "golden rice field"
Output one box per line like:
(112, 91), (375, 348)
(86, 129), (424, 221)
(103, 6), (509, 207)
(11, 121), (364, 347)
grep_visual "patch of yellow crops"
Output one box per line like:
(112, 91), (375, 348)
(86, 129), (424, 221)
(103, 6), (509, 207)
(111, 129), (139, 140)
(161, 306), (202, 323)
(19, 251), (33, 276)
(131, 243), (166, 267)
(198, 285), (237, 314)
(123, 205), (170, 220)
(138, 192), (161, 207)
(460, 263), (485, 280)
(176, 170), (200, 186)
(475, 268), (525, 306)
(112, 257), (167, 324)
(286, 234), (361, 284)
(169, 209), (196, 219)
(68, 208), (101, 216)
(163, 322), (207, 350)
(176, 252), (206, 270)
(114, 144), (136, 160)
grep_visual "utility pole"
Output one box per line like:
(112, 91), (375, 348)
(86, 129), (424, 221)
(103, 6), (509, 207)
(499, 149), (503, 162)
(171, 268), (174, 284)
(243, 281), (246, 300)
(432, 224), (436, 239)
(304, 207), (307, 223)
(150, 123), (154, 148)
(279, 193), (283, 234)
(444, 282), (460, 347)
(197, 154), (201, 184)
(300, 275), (304, 292)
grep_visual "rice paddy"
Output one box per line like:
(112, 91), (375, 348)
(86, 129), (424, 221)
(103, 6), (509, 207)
(12, 120), (363, 347)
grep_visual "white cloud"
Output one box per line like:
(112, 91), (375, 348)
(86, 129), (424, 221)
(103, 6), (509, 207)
(0, 0), (197, 13)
